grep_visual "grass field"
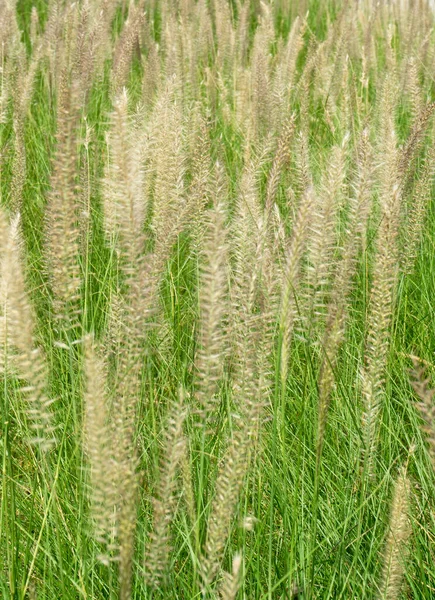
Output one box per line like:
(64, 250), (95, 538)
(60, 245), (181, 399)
(0, 0), (435, 598)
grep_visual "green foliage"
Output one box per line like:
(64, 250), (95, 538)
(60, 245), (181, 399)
(0, 1), (434, 599)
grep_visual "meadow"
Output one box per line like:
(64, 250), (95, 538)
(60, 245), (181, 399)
(0, 0), (435, 598)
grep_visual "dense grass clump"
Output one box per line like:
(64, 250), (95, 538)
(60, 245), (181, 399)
(1, 0), (435, 598)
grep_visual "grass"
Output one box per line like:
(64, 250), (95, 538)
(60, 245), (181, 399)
(0, 0), (434, 598)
